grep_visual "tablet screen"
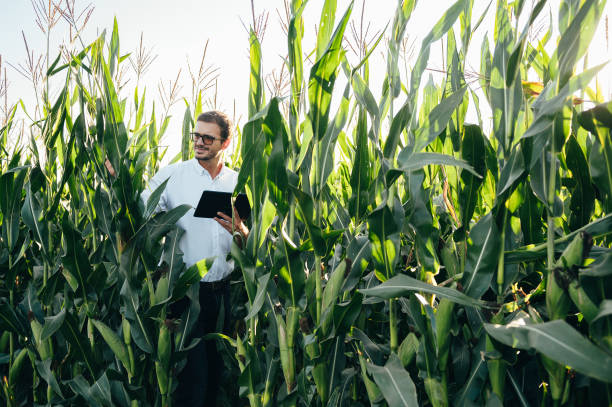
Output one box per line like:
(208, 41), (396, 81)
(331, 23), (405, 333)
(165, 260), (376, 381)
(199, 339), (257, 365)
(193, 190), (251, 220)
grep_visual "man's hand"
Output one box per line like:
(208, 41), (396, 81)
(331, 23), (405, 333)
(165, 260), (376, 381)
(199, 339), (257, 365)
(105, 158), (117, 177)
(214, 207), (249, 246)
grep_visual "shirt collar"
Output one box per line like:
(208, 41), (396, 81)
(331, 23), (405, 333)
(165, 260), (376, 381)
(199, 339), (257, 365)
(190, 158), (227, 180)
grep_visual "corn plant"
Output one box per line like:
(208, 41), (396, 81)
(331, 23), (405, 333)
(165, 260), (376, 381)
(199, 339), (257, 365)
(223, 0), (612, 406)
(2, 0), (612, 406)
(0, 22), (208, 407)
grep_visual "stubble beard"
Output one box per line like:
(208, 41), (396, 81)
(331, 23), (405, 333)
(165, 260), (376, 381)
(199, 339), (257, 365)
(195, 147), (220, 163)
(194, 146), (212, 161)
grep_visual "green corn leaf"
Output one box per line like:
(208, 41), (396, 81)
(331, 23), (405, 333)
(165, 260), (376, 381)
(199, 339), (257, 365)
(288, 1), (306, 135)
(368, 205), (400, 281)
(322, 260), (346, 313)
(134, 87), (146, 130)
(523, 63), (605, 144)
(172, 257), (213, 300)
(578, 100), (612, 135)
(395, 150), (479, 176)
(351, 327), (385, 365)
(0, 301), (29, 337)
(462, 213), (500, 298)
(455, 336), (488, 405)
(360, 274), (492, 308)
(341, 236), (371, 293)
(326, 336), (345, 401)
(181, 105), (193, 162)
(90, 372), (113, 407)
(484, 317), (612, 383)
(480, 34), (492, 100)
(35, 359), (64, 399)
(589, 136), (612, 212)
(408, 0), (466, 101)
(358, 351), (383, 403)
(275, 229), (305, 307)
(383, 99), (412, 160)
(120, 281), (154, 354)
(367, 353), (419, 407)
(518, 182), (544, 245)
(141, 204), (190, 243)
(505, 214), (612, 263)
(42, 85), (67, 149)
(101, 55), (128, 173)
(550, 0), (607, 86)
(352, 73), (379, 125)
(264, 98), (290, 213)
(313, 83), (350, 197)
(333, 291), (363, 334)
(352, 26), (386, 76)
(40, 308), (66, 342)
(236, 130), (267, 218)
(91, 319), (131, 375)
(143, 178), (169, 220)
(413, 86), (467, 152)
(495, 144), (525, 198)
(398, 332), (419, 367)
(21, 184), (49, 257)
(308, 2), (352, 141)
(592, 300), (612, 323)
(459, 125), (486, 226)
(249, 194), (276, 254)
(579, 101), (612, 210)
(505, 0), (547, 87)
(348, 109), (371, 222)
(62, 213), (94, 300)
(161, 226), (185, 291)
(175, 285), (200, 351)
(582, 252), (612, 278)
(1, 166), (27, 252)
(61, 311), (97, 377)
(69, 375), (102, 407)
(248, 30), (263, 118)
(292, 187), (327, 256)
(45, 52), (63, 76)
(93, 187), (116, 263)
(109, 17), (120, 76)
(244, 273), (271, 320)
(490, 1), (522, 156)
(315, 0), (338, 60)
(383, 0), (416, 99)
(565, 135), (595, 230)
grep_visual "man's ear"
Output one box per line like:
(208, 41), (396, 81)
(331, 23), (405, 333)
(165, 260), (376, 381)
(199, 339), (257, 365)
(221, 137), (232, 150)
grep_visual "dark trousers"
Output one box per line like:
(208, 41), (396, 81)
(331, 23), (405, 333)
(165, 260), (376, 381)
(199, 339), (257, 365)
(174, 280), (230, 406)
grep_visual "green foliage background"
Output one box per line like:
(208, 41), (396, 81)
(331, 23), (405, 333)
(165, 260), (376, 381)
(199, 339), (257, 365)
(1, 0), (612, 406)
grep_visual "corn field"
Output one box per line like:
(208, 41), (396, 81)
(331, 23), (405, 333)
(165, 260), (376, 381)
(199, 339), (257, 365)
(1, 0), (612, 406)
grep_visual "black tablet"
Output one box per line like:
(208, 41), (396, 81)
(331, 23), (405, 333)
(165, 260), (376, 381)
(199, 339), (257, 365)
(193, 190), (251, 220)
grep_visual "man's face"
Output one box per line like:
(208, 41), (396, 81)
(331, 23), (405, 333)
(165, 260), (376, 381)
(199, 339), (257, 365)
(193, 120), (229, 162)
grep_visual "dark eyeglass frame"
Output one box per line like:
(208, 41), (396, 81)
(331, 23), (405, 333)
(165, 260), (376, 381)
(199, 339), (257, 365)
(190, 132), (225, 145)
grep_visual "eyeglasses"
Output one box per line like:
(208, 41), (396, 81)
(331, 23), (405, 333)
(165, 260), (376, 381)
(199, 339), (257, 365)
(190, 132), (224, 145)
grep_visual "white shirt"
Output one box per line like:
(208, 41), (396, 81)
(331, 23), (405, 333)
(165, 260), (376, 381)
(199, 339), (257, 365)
(142, 159), (238, 282)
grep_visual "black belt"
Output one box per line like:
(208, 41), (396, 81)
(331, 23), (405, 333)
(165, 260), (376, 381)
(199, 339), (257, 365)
(200, 276), (230, 291)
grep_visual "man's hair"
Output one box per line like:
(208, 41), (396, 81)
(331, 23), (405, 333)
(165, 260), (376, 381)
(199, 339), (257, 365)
(196, 111), (232, 140)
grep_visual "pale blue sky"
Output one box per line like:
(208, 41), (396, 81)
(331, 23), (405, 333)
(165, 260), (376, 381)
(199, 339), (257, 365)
(1, 1), (610, 160)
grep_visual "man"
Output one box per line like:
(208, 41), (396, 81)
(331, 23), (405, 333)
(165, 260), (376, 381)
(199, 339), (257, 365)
(142, 110), (247, 406)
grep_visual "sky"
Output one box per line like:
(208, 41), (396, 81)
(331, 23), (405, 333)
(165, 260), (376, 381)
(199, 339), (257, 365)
(1, 0), (611, 161)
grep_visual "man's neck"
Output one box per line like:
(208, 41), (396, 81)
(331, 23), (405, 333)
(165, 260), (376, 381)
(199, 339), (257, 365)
(197, 157), (223, 179)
